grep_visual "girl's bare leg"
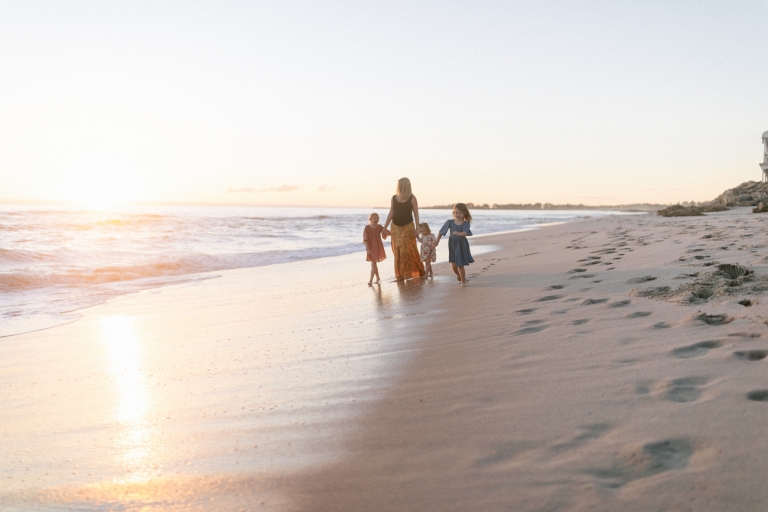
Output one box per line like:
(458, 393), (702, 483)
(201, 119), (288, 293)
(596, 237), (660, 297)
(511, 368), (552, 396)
(369, 262), (376, 286)
(458, 266), (467, 286)
(452, 263), (461, 281)
(425, 261), (432, 277)
(373, 261), (380, 283)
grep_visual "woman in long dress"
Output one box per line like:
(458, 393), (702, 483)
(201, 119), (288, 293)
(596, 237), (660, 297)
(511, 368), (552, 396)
(382, 177), (426, 281)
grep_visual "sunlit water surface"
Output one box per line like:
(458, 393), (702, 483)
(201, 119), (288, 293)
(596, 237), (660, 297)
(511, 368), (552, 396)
(0, 204), (628, 337)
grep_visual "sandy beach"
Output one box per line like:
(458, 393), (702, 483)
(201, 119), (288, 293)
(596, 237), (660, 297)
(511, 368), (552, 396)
(5, 208), (768, 510)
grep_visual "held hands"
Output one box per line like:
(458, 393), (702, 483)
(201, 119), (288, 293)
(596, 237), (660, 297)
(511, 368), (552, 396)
(381, 229), (390, 240)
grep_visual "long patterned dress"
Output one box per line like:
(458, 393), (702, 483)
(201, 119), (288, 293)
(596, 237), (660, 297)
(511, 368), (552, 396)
(390, 223), (425, 280)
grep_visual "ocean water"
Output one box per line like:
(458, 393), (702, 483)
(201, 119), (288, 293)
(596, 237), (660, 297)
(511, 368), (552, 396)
(0, 204), (629, 337)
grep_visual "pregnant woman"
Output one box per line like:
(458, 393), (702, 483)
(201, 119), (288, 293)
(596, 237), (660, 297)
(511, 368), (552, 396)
(382, 177), (426, 281)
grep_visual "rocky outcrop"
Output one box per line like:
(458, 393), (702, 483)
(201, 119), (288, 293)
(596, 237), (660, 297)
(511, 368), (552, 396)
(708, 181), (768, 207)
(657, 205), (704, 217)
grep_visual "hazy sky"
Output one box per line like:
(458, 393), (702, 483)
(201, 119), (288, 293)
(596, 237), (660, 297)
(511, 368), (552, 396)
(1, 1), (766, 207)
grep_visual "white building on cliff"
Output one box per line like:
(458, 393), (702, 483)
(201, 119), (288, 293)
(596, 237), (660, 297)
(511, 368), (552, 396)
(762, 131), (768, 182)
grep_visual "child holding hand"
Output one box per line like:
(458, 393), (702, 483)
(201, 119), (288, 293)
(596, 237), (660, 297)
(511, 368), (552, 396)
(363, 212), (386, 285)
(417, 223), (437, 277)
(434, 203), (473, 286)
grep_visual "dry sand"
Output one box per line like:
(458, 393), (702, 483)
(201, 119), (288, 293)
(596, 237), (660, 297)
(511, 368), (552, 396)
(297, 208), (768, 511)
(4, 208), (768, 510)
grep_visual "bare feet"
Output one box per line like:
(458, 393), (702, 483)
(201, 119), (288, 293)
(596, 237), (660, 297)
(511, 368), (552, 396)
(461, 280), (468, 287)
(367, 281), (373, 286)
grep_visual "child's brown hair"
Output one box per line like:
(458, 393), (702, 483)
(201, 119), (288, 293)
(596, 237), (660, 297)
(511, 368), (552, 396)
(369, 212), (380, 222)
(454, 203), (472, 222)
(419, 222), (431, 234)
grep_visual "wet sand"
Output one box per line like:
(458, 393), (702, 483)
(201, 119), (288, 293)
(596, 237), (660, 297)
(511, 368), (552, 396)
(5, 209), (768, 510)
(0, 250), (456, 510)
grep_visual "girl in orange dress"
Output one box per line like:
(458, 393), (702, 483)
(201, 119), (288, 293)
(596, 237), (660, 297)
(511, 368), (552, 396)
(363, 212), (386, 286)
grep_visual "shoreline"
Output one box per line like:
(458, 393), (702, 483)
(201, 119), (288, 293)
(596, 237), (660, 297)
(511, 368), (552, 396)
(1, 208), (627, 340)
(5, 208), (768, 510)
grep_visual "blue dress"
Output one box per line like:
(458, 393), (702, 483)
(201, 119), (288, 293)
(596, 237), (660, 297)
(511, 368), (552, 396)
(439, 219), (474, 266)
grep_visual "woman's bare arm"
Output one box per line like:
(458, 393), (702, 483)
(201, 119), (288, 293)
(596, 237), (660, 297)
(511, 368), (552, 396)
(411, 195), (419, 238)
(383, 197), (394, 231)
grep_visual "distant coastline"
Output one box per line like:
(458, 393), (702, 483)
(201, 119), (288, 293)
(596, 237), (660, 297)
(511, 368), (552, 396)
(425, 202), (665, 212)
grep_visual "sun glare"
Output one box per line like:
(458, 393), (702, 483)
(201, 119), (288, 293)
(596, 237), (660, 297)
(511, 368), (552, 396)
(63, 179), (137, 210)
(60, 165), (140, 210)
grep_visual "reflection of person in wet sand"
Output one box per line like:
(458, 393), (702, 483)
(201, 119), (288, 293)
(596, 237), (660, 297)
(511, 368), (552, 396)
(382, 177), (425, 281)
(363, 212), (386, 286)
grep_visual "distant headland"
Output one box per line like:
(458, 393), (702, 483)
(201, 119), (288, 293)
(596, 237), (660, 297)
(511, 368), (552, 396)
(425, 202), (665, 212)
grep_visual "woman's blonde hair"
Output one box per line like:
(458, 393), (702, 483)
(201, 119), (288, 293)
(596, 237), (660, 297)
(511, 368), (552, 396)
(454, 203), (473, 222)
(419, 222), (430, 234)
(396, 177), (412, 200)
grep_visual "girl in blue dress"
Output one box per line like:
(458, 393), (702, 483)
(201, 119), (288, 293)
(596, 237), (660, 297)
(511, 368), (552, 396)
(435, 203), (474, 286)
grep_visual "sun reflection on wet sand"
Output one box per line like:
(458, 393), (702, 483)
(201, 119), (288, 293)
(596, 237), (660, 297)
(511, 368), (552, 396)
(3, 252), (453, 510)
(100, 315), (156, 483)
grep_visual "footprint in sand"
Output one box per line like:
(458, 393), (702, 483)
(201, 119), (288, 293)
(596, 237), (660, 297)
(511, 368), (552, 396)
(512, 325), (548, 335)
(696, 313), (733, 326)
(747, 390), (768, 402)
(734, 350), (768, 361)
(728, 332), (762, 338)
(587, 438), (695, 488)
(572, 319), (590, 325)
(738, 299), (753, 307)
(653, 322), (672, 329)
(626, 311), (652, 318)
(568, 268), (587, 274)
(665, 376), (709, 403)
(671, 341), (723, 358)
(536, 295), (563, 302)
(608, 300), (631, 308)
(626, 276), (657, 284)
(516, 308), (537, 315)
(582, 298), (609, 305)
(548, 284), (565, 290)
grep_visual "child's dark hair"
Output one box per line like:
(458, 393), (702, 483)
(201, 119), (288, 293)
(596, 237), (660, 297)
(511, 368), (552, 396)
(454, 203), (472, 222)
(419, 222), (431, 234)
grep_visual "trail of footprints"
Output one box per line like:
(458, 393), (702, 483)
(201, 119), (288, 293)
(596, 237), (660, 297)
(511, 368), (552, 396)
(561, 221), (768, 405)
(496, 221), (768, 486)
(466, 256), (508, 281)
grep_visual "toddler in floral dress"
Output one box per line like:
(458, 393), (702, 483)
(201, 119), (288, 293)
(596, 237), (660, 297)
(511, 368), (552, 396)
(417, 223), (437, 277)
